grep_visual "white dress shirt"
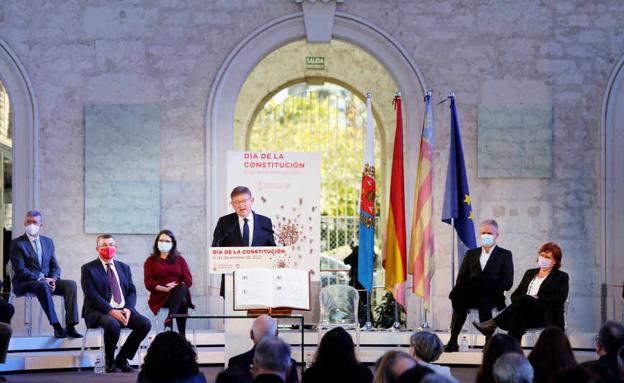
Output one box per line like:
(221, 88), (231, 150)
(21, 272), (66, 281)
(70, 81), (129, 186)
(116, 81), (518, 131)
(527, 274), (547, 297)
(99, 258), (126, 309)
(480, 244), (496, 271)
(238, 213), (254, 246)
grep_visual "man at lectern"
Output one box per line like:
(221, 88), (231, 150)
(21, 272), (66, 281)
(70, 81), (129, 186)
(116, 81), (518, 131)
(212, 186), (276, 296)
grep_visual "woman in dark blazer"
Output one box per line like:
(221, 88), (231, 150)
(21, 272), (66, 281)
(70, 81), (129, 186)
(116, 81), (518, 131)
(473, 242), (569, 342)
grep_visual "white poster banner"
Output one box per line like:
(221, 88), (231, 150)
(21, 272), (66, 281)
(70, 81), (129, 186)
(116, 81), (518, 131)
(226, 151), (321, 280)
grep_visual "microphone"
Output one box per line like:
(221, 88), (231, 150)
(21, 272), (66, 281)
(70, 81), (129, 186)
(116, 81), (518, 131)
(215, 227), (235, 246)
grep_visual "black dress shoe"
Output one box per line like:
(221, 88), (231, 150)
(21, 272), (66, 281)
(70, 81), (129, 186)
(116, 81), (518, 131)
(472, 319), (497, 337)
(53, 327), (67, 338)
(114, 358), (135, 373)
(444, 341), (459, 352)
(105, 361), (120, 373)
(66, 326), (83, 338)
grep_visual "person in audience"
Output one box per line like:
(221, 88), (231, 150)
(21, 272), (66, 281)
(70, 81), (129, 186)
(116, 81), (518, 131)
(228, 315), (298, 383)
(445, 219), (514, 352)
(137, 331), (206, 383)
(409, 331), (455, 379)
(252, 337), (292, 383)
(374, 351), (400, 383)
(595, 321), (624, 379)
(527, 326), (577, 383)
(0, 292), (12, 383)
(553, 363), (617, 383)
(476, 333), (523, 383)
(215, 368), (253, 383)
(396, 364), (435, 383)
(474, 242), (569, 343)
(493, 353), (534, 383)
(302, 327), (372, 383)
(81, 234), (151, 373)
(9, 210), (82, 338)
(381, 351), (419, 383)
(144, 229), (194, 335)
(579, 360), (621, 383)
(618, 345), (624, 381)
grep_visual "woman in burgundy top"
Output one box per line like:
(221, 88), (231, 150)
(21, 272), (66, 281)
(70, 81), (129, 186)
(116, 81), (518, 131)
(144, 229), (194, 335)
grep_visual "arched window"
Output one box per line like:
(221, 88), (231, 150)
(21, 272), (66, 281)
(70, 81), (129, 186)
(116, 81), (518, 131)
(248, 81), (383, 284)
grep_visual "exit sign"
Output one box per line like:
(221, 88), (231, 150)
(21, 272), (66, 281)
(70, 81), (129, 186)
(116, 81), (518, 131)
(306, 56), (325, 70)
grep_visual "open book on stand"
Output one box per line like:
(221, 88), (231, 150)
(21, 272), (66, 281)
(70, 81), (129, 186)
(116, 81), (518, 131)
(233, 267), (311, 311)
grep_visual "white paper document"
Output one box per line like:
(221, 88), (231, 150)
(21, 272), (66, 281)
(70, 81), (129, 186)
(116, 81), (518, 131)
(234, 268), (310, 310)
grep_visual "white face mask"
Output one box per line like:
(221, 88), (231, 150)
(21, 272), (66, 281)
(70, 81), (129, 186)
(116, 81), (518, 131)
(157, 241), (173, 253)
(537, 256), (552, 269)
(25, 224), (40, 237)
(481, 234), (495, 247)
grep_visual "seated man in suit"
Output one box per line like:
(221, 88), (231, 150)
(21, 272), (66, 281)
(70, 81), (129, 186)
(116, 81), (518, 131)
(81, 234), (151, 373)
(252, 337), (292, 383)
(9, 210), (82, 338)
(212, 186), (276, 296)
(445, 219), (514, 352)
(228, 314), (298, 383)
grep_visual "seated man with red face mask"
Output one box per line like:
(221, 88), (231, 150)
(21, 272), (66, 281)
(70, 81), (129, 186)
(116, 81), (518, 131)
(81, 234), (151, 373)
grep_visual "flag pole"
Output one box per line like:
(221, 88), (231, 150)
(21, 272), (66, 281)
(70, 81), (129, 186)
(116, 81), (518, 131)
(392, 300), (401, 331)
(450, 217), (455, 289)
(363, 290), (373, 331)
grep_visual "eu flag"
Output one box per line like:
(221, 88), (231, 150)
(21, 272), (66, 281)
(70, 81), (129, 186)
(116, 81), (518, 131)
(442, 94), (476, 265)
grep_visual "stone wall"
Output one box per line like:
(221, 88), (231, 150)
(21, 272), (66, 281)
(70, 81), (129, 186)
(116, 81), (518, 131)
(0, 0), (621, 332)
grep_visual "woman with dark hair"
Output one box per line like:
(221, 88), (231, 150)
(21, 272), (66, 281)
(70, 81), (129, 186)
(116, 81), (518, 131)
(302, 327), (372, 383)
(144, 229), (194, 334)
(527, 327), (577, 383)
(474, 242), (569, 342)
(476, 333), (523, 383)
(137, 331), (205, 383)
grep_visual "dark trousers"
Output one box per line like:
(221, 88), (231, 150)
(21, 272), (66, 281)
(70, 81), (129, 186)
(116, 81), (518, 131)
(0, 299), (14, 324)
(0, 322), (11, 363)
(448, 278), (496, 343)
(494, 295), (549, 342)
(17, 279), (79, 326)
(94, 310), (151, 363)
(162, 284), (190, 334)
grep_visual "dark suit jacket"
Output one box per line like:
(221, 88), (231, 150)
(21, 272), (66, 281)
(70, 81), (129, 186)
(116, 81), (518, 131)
(228, 347), (299, 383)
(9, 234), (61, 294)
(81, 258), (138, 327)
(511, 268), (569, 329)
(453, 245), (514, 309)
(254, 375), (286, 383)
(212, 212), (276, 247)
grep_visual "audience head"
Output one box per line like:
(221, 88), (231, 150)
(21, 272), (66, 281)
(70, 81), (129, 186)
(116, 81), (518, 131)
(537, 242), (563, 270)
(477, 333), (523, 383)
(419, 374), (457, 383)
(527, 326), (577, 381)
(141, 331), (199, 381)
(383, 351), (417, 383)
(409, 331), (444, 363)
(252, 336), (292, 380)
(96, 234), (116, 261)
(24, 210), (43, 236)
(597, 320), (624, 356)
(216, 368), (253, 383)
(396, 364), (434, 383)
(493, 353), (533, 383)
(313, 327), (358, 368)
(151, 229), (180, 263)
(250, 314), (277, 344)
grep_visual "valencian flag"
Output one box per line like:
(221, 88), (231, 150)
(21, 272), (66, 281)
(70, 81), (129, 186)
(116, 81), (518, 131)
(409, 92), (435, 309)
(442, 94), (476, 265)
(357, 92), (376, 293)
(383, 92), (407, 307)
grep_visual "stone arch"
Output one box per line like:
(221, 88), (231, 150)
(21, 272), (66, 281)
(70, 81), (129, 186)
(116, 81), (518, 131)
(205, 12), (428, 323)
(207, 11), (427, 227)
(0, 39), (39, 235)
(601, 54), (624, 320)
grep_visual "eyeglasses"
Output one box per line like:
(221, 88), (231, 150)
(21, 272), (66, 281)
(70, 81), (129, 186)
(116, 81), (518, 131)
(231, 198), (251, 206)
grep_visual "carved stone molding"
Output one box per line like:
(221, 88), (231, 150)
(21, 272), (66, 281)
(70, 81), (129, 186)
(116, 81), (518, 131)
(295, 0), (344, 43)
